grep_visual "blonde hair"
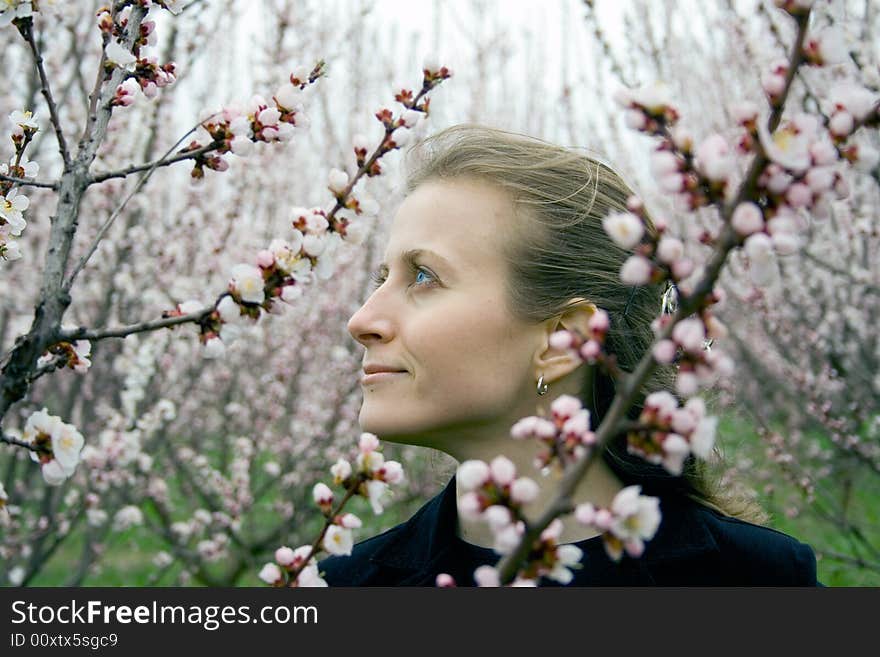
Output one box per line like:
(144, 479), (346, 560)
(404, 124), (767, 524)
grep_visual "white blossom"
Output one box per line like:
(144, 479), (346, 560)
(602, 211), (644, 249)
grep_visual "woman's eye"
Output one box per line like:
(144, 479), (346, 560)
(413, 268), (436, 286)
(369, 266), (437, 290)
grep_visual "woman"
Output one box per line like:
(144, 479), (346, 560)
(320, 124), (819, 586)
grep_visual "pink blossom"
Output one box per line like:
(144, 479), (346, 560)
(548, 330), (574, 350)
(389, 127), (410, 147)
(652, 339), (678, 364)
(338, 513), (362, 529)
(255, 250), (275, 268)
(828, 111), (854, 138)
(659, 172), (685, 193)
(230, 136), (253, 156)
(650, 150), (681, 178)
(656, 236), (684, 264)
(731, 202), (764, 236)
(620, 255), (653, 285)
(280, 285), (302, 304)
(645, 390), (678, 422)
(624, 110), (647, 130)
(851, 142), (880, 173)
(579, 340), (601, 362)
(809, 140), (838, 166)
(274, 83), (303, 111)
(275, 546), (296, 566)
(829, 81), (879, 121)
(380, 460), (404, 484)
(662, 434), (691, 474)
(510, 477), (540, 504)
(457, 491), (483, 520)
(327, 168), (348, 194)
(588, 309), (610, 334)
(541, 518), (564, 542)
(484, 505), (512, 531)
(805, 166), (835, 193)
(401, 109), (422, 128)
(259, 563), (283, 585)
(457, 460), (490, 490)
(489, 456), (517, 486)
(671, 408), (697, 435)
(574, 503), (596, 526)
(365, 480), (388, 514)
(785, 182), (812, 208)
(672, 318), (706, 353)
(731, 101), (759, 125)
(562, 409), (591, 440)
(474, 565), (500, 587)
(510, 416), (540, 440)
(670, 258), (694, 280)
(805, 28), (849, 66)
(493, 523), (523, 554)
(330, 458), (352, 483)
(359, 432), (380, 453)
(436, 573), (456, 587)
(690, 416), (718, 459)
(744, 232), (774, 263)
(695, 134), (734, 182)
(312, 482), (333, 507)
(628, 81), (674, 114)
(602, 211), (644, 249)
(761, 71), (786, 99)
(551, 394), (583, 422)
(593, 508), (614, 532)
(675, 371), (699, 398)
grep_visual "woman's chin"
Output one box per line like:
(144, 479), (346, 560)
(357, 410), (423, 445)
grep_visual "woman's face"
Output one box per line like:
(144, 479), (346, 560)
(347, 178), (547, 450)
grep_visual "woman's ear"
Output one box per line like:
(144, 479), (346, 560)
(533, 298), (598, 383)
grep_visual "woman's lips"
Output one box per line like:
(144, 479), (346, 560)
(361, 371), (406, 385)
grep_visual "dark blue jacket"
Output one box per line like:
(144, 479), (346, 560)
(319, 477), (820, 586)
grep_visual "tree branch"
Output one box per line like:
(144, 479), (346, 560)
(0, 173), (58, 190)
(87, 142), (217, 184)
(64, 125), (213, 293)
(494, 8), (813, 585)
(17, 17), (72, 169)
(58, 306), (216, 342)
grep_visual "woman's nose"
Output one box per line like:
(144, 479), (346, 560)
(347, 293), (395, 346)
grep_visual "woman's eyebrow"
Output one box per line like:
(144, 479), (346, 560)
(377, 248), (454, 273)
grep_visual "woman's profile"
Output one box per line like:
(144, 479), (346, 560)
(319, 124), (820, 586)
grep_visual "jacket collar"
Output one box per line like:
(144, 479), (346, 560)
(369, 476), (720, 584)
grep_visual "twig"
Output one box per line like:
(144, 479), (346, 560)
(17, 18), (71, 169)
(88, 142), (216, 184)
(0, 173), (58, 190)
(818, 549), (880, 573)
(0, 432), (49, 454)
(58, 306), (216, 342)
(63, 124), (215, 293)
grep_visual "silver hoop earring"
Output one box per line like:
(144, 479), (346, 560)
(536, 374), (549, 396)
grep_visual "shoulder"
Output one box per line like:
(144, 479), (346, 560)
(647, 497), (819, 586)
(701, 507), (819, 585)
(318, 522), (407, 586)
